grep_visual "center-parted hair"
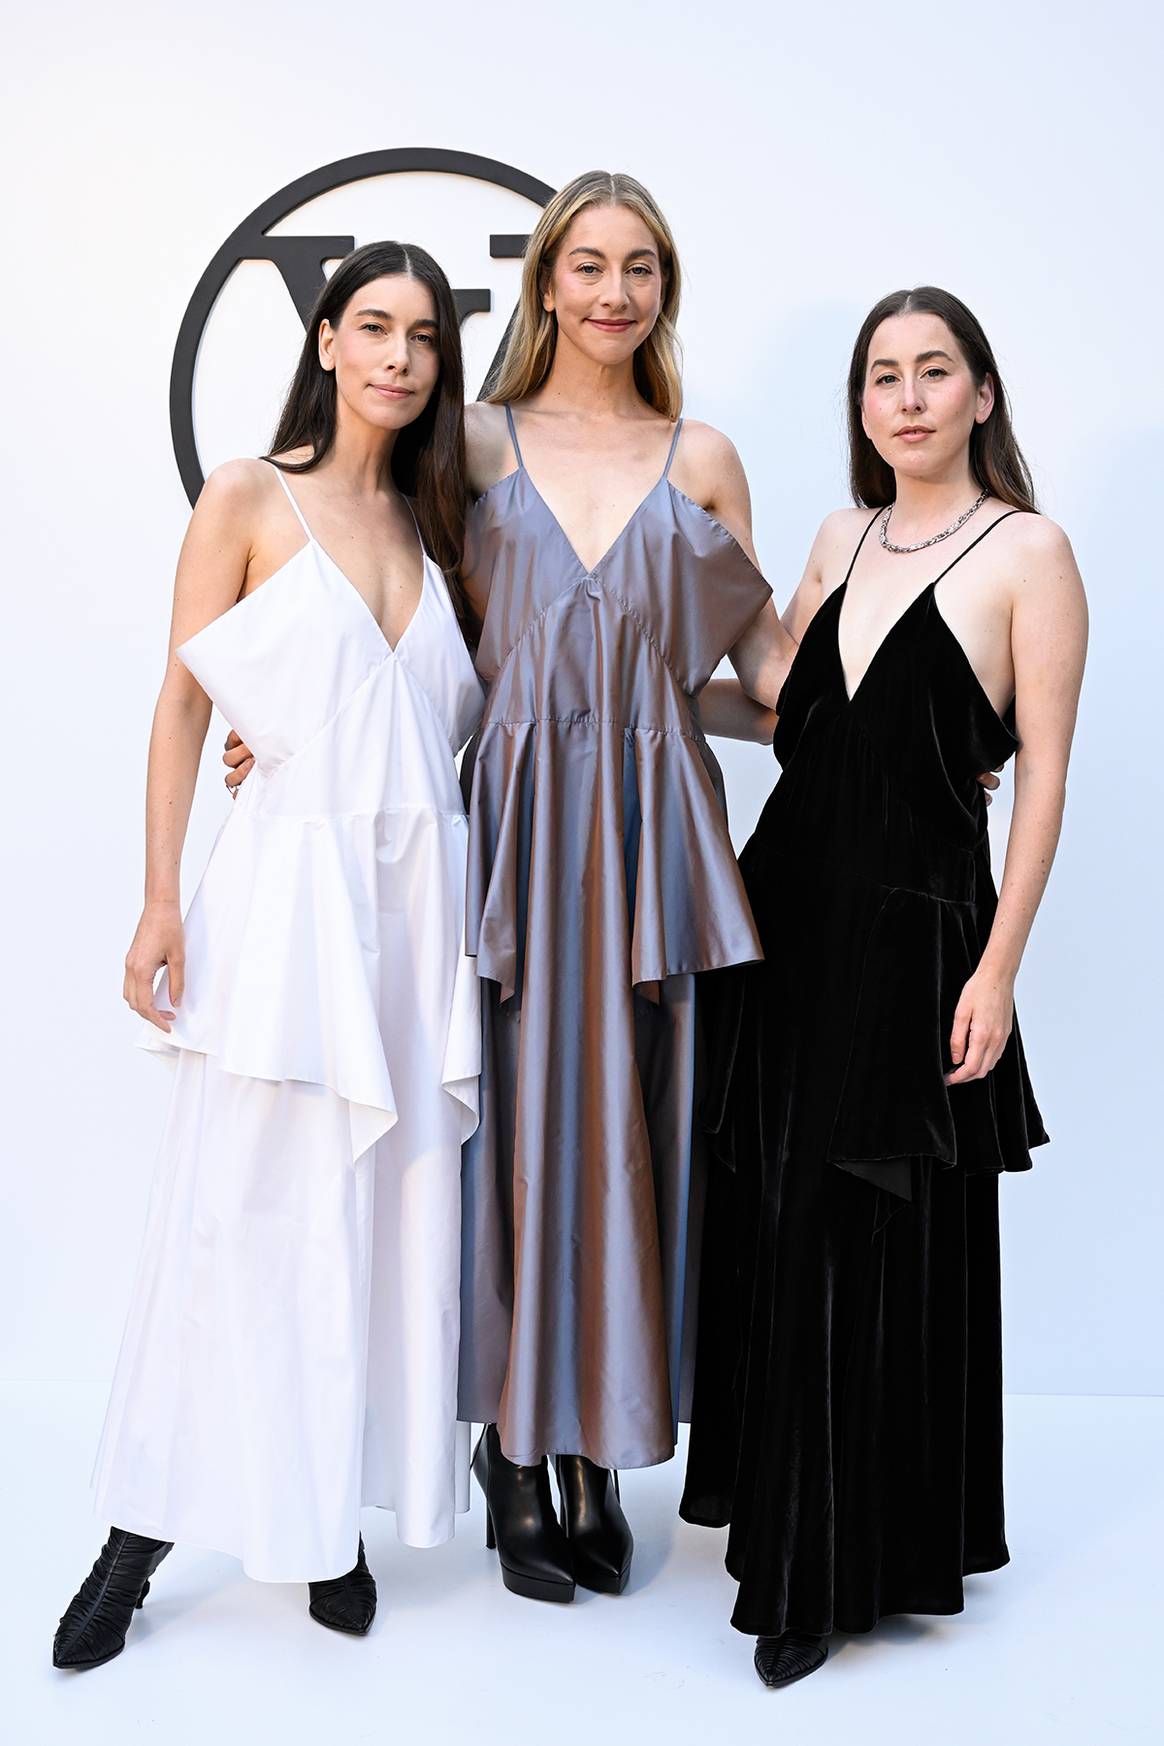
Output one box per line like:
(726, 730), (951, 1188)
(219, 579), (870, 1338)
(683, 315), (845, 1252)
(486, 171), (684, 419)
(266, 241), (469, 622)
(847, 286), (1037, 514)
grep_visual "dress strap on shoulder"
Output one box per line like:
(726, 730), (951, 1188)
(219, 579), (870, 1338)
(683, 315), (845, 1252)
(841, 512), (882, 586)
(403, 494), (429, 563)
(265, 461), (313, 541)
(504, 403), (524, 471)
(662, 417), (684, 479)
(931, 510), (1027, 587)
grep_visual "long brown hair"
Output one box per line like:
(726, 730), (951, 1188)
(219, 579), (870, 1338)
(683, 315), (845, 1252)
(847, 286), (1037, 512)
(485, 170), (683, 418)
(267, 241), (469, 618)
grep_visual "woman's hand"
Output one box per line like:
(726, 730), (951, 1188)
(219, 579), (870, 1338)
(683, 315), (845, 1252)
(977, 766), (1002, 805)
(124, 901), (186, 1032)
(223, 729), (254, 793)
(945, 966), (1015, 1085)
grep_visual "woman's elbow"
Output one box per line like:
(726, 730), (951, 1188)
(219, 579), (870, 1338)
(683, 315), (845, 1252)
(1013, 750), (1070, 810)
(153, 671), (212, 728)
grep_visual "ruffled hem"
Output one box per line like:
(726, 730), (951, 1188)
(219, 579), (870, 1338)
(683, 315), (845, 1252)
(825, 885), (1047, 1198)
(702, 879), (1047, 1198)
(465, 719), (762, 1003)
(141, 804), (480, 1162)
(629, 731), (762, 989)
(437, 929), (482, 1139)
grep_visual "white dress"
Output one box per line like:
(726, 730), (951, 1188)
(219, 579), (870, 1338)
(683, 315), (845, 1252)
(91, 467), (484, 1581)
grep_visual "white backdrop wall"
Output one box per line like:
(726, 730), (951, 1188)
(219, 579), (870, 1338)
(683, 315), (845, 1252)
(2, 0), (1160, 1394)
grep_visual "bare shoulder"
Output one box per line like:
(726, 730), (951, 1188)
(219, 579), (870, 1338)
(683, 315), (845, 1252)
(813, 505), (878, 586)
(995, 510), (1084, 606)
(464, 399), (508, 443)
(669, 420), (750, 527)
(196, 456), (275, 512)
(817, 504), (878, 543)
(676, 417), (742, 477)
(1003, 509), (1076, 564)
(184, 458), (288, 555)
(169, 459), (281, 618)
(464, 400), (514, 495)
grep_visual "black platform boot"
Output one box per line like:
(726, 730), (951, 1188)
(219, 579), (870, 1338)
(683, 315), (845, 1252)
(553, 1453), (633, 1594)
(754, 1632), (828, 1687)
(307, 1536), (377, 1634)
(472, 1424), (574, 1603)
(53, 1528), (173, 1670)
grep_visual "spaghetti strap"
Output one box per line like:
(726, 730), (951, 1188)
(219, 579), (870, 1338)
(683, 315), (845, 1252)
(931, 510), (1026, 587)
(504, 404), (524, 471)
(403, 495), (429, 564)
(662, 417), (684, 479)
(842, 513), (881, 586)
(264, 460), (313, 542)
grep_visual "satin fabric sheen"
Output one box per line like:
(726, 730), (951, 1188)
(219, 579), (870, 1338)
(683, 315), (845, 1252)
(457, 418), (773, 1469)
(681, 514), (1047, 1635)
(93, 473), (484, 1577)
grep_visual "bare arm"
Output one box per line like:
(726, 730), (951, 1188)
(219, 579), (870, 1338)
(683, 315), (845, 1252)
(701, 510), (838, 741)
(700, 678), (776, 742)
(946, 522), (1088, 1084)
(672, 424), (798, 719)
(124, 464), (257, 1029)
(458, 399), (513, 623)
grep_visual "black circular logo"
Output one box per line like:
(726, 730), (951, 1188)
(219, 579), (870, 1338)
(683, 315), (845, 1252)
(170, 148), (554, 504)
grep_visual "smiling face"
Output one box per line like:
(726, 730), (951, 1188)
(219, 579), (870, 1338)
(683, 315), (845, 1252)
(541, 203), (665, 368)
(860, 310), (994, 484)
(318, 272), (441, 433)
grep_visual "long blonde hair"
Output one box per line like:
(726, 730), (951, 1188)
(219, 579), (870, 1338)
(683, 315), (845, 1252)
(486, 170), (683, 418)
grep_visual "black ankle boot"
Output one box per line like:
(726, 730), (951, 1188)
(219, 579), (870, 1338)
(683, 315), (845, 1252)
(553, 1453), (633, 1594)
(472, 1424), (574, 1603)
(53, 1528), (173, 1670)
(307, 1536), (377, 1634)
(754, 1631), (828, 1687)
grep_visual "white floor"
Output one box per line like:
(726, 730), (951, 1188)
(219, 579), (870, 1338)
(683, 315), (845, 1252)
(8, 1384), (1161, 1745)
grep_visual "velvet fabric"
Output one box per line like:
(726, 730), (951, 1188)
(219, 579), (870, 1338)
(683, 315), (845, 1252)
(680, 513), (1048, 1637)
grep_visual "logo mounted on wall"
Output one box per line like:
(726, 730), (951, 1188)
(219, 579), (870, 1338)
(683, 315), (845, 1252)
(170, 148), (554, 505)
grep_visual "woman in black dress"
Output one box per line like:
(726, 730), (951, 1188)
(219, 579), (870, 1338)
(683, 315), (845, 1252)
(681, 287), (1088, 1687)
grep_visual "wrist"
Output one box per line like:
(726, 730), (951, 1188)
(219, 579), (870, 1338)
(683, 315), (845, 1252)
(976, 947), (1019, 986)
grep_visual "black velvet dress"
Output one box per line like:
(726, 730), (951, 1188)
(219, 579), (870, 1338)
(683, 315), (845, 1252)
(680, 511), (1048, 1639)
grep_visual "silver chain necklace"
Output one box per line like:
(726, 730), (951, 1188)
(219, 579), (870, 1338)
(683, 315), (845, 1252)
(878, 486), (988, 555)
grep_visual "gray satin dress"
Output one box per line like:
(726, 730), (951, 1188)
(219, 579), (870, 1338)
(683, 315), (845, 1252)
(458, 406), (772, 1469)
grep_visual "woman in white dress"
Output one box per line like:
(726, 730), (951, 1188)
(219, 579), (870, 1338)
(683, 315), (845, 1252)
(53, 242), (484, 1670)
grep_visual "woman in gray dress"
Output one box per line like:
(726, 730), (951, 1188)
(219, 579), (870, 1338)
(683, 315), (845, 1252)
(457, 170), (792, 1602)
(225, 173), (792, 1601)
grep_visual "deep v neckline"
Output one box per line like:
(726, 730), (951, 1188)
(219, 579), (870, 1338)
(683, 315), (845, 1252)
(526, 472), (667, 578)
(266, 461), (427, 656)
(834, 508), (1025, 707)
(835, 578), (935, 705)
(315, 543), (427, 656)
(507, 405), (683, 578)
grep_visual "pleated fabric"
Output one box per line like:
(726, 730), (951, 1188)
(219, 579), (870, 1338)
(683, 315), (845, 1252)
(457, 414), (772, 1469)
(681, 512), (1048, 1635)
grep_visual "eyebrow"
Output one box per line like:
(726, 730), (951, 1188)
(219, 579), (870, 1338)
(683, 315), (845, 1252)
(354, 307), (438, 327)
(566, 246), (659, 262)
(870, 349), (955, 369)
